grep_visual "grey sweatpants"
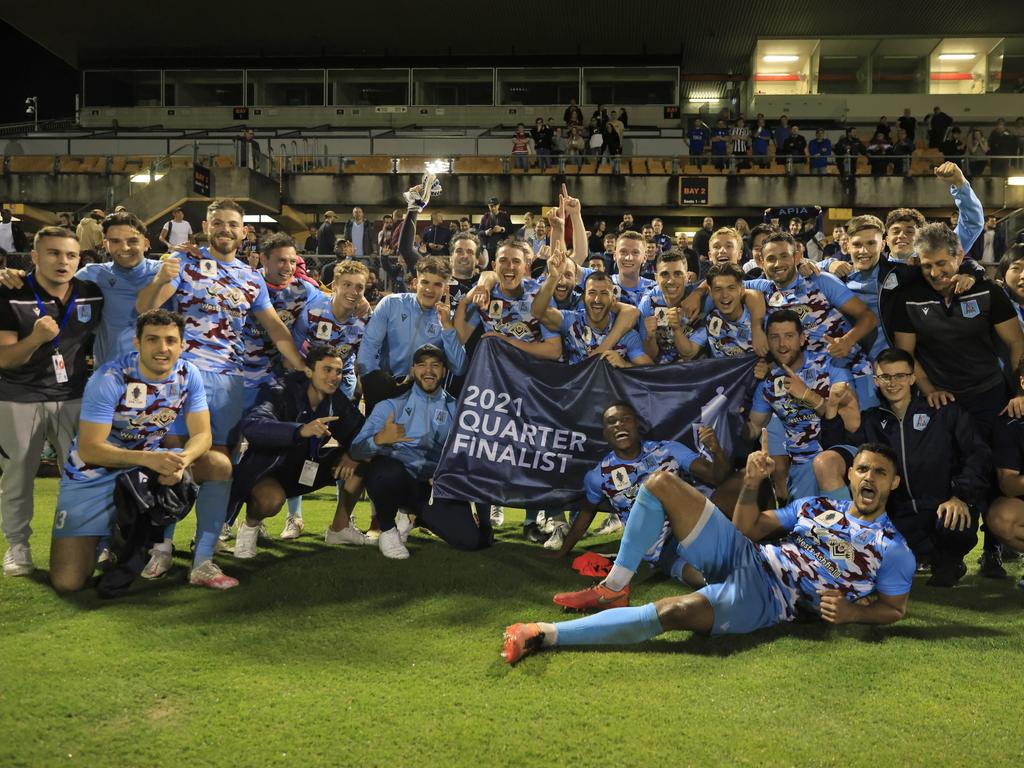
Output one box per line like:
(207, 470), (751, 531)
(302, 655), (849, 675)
(0, 399), (81, 546)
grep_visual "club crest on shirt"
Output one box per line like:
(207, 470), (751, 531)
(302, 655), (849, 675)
(913, 413), (930, 431)
(610, 466), (631, 491)
(76, 304), (91, 322)
(769, 292), (786, 307)
(488, 300), (503, 319)
(707, 315), (723, 338)
(580, 325), (593, 344)
(960, 299), (980, 319)
(315, 320), (333, 340)
(881, 272), (899, 291)
(773, 375), (787, 397)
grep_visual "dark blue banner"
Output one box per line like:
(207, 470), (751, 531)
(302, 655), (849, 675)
(432, 338), (758, 508)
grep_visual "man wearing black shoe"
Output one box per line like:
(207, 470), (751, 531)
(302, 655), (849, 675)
(816, 348), (989, 586)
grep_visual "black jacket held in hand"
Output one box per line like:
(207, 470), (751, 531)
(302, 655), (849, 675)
(821, 394), (991, 513)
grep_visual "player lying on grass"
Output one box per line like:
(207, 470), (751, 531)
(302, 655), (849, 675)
(502, 437), (915, 664)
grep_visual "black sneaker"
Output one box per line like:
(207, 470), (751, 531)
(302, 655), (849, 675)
(978, 549), (1007, 579)
(927, 559), (967, 588)
(523, 523), (546, 544)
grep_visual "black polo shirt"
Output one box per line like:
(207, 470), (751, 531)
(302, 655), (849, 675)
(890, 278), (1015, 398)
(993, 415), (1024, 474)
(0, 275), (104, 402)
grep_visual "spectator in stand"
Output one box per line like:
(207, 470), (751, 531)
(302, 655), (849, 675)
(0, 209), (27, 254)
(730, 117), (751, 170)
(751, 117), (773, 169)
(596, 232), (617, 273)
(782, 125), (807, 174)
(687, 119), (710, 169)
(586, 118), (604, 157)
(876, 116), (892, 139)
(735, 218), (751, 251)
(773, 115), (791, 168)
(422, 211), (453, 257)
(588, 220), (608, 254)
(57, 213), (73, 229)
(531, 118), (554, 170)
(515, 212), (535, 241)
(965, 128), (989, 178)
(1014, 117), (1024, 169)
(891, 128), (915, 178)
(563, 99), (583, 127)
(344, 207), (376, 261)
(317, 211), (337, 255)
(159, 209), (193, 252)
(479, 197), (513, 258)
(868, 132), (894, 177)
(822, 226), (851, 262)
(692, 217), (714, 260)
(511, 123), (531, 172)
(616, 213), (636, 235)
(808, 128), (833, 175)
(592, 105), (609, 130)
(565, 127), (585, 165)
(989, 119), (1017, 176)
(618, 108), (629, 129)
(675, 232), (699, 276)
(75, 209), (105, 260)
(527, 218), (548, 255)
(651, 218), (672, 253)
(710, 118), (730, 171)
(551, 127), (567, 162)
(376, 213), (395, 260)
(927, 106), (953, 150)
(898, 108), (917, 142)
(303, 226), (318, 254)
(605, 110), (625, 156)
(969, 216), (1007, 265)
(835, 127), (867, 178)
(941, 127), (966, 171)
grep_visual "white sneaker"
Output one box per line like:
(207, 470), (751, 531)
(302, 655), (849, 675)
(280, 516), (304, 540)
(218, 523), (233, 542)
(539, 511), (555, 534)
(189, 560), (239, 590)
(141, 548), (172, 580)
(595, 514), (624, 536)
(396, 512), (415, 544)
(233, 522), (260, 559)
(543, 522), (569, 551)
(324, 524), (370, 546)
(489, 505), (505, 526)
(2, 543), (34, 577)
(379, 527), (410, 560)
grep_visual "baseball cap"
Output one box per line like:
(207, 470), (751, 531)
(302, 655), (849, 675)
(324, 210), (337, 219)
(487, 197), (499, 205)
(412, 344), (446, 366)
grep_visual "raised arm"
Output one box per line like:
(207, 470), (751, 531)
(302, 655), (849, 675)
(136, 256), (180, 313)
(732, 430), (785, 541)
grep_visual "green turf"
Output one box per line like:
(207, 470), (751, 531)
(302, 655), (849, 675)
(2, 479), (1023, 767)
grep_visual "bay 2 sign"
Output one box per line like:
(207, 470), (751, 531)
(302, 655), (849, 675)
(679, 176), (709, 206)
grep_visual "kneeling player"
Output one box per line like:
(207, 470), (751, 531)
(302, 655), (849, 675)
(49, 310), (226, 593)
(545, 402), (729, 592)
(228, 345), (369, 557)
(502, 438), (914, 663)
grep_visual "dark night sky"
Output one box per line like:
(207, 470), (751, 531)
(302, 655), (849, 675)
(0, 20), (78, 125)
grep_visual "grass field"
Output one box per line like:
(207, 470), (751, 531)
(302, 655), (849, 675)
(2, 479), (1024, 767)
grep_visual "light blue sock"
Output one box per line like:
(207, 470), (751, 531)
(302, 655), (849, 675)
(616, 486), (669, 574)
(823, 485), (852, 502)
(287, 496), (303, 519)
(554, 603), (663, 646)
(193, 480), (230, 565)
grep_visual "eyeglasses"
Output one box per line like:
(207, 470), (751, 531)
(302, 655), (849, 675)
(873, 373), (912, 384)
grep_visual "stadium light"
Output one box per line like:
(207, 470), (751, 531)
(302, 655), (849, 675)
(1007, 177), (1024, 186)
(762, 55), (799, 63)
(25, 96), (38, 132)
(425, 159), (451, 175)
(688, 97), (720, 103)
(938, 53), (976, 61)
(129, 172), (165, 183)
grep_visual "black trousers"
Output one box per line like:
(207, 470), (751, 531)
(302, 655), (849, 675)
(889, 504), (979, 563)
(363, 456), (492, 551)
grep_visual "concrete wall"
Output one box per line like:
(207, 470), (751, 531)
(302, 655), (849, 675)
(751, 93), (1024, 123)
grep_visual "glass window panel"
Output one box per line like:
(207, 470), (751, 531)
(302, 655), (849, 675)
(247, 70), (324, 106)
(164, 70), (243, 107)
(413, 69), (493, 105)
(328, 70), (409, 105)
(83, 70), (162, 107)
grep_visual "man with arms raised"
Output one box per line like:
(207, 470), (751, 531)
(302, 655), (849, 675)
(136, 199), (306, 588)
(502, 440), (913, 664)
(49, 310), (215, 592)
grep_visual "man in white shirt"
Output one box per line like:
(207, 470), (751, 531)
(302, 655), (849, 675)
(159, 209), (193, 251)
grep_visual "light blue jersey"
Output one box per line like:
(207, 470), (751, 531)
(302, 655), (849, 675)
(688, 305), (756, 359)
(465, 278), (559, 342)
(76, 258), (163, 365)
(292, 290), (370, 398)
(558, 307), (646, 364)
(242, 277), (316, 390)
(357, 292), (467, 378)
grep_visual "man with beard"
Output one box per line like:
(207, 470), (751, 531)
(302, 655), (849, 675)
(136, 199), (306, 589)
(502, 440), (913, 664)
(48, 310), (213, 592)
(532, 250), (653, 368)
(351, 344), (491, 560)
(816, 348), (988, 587)
(229, 346), (370, 558)
(542, 402), (729, 583)
(745, 310), (859, 500)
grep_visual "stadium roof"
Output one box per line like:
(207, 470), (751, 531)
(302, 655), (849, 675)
(4, 1), (1024, 71)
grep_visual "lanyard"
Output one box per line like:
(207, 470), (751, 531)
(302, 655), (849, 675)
(27, 274), (77, 352)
